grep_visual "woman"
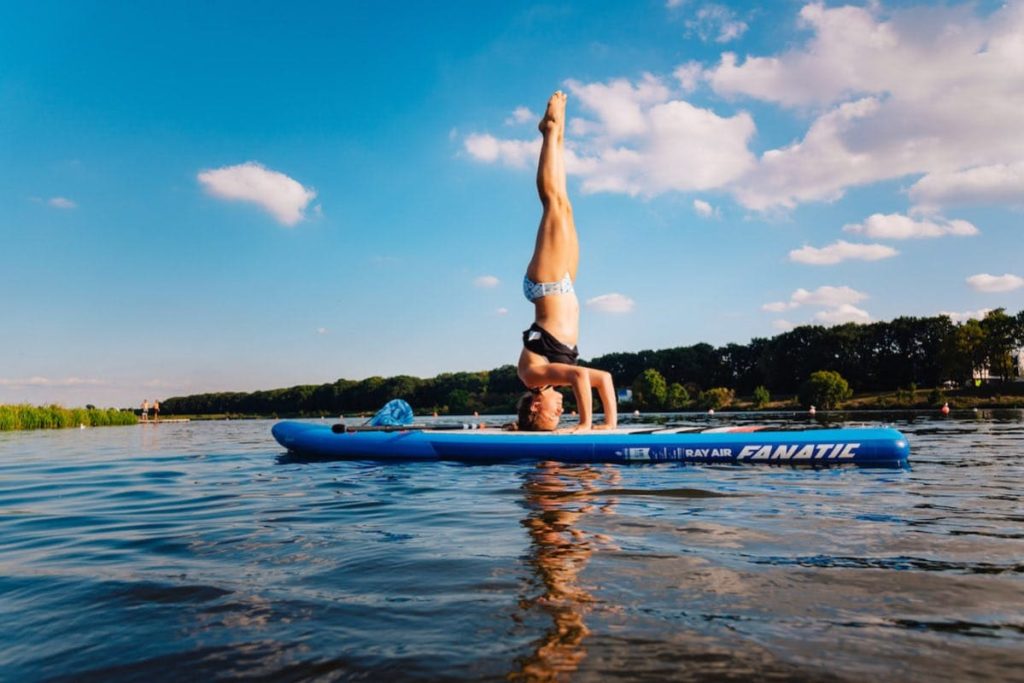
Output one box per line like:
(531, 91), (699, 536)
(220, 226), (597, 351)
(515, 91), (617, 432)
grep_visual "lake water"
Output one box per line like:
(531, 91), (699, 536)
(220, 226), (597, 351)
(1, 413), (1022, 682)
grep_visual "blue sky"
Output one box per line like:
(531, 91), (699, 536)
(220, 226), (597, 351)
(2, 0), (1022, 407)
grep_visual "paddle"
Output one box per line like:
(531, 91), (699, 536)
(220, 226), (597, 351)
(331, 422), (489, 434)
(331, 398), (490, 433)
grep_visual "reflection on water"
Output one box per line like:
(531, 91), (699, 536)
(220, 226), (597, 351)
(512, 463), (620, 680)
(0, 414), (1022, 681)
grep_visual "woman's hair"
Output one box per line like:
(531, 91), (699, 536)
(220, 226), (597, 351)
(504, 391), (543, 431)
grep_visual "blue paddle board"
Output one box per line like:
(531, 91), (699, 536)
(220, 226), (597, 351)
(272, 421), (910, 467)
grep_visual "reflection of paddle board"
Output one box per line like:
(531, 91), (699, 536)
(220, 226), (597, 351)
(272, 421), (909, 467)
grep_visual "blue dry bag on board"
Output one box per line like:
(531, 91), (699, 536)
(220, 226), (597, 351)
(367, 399), (415, 427)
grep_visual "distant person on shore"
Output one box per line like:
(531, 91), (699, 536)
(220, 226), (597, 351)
(141, 400), (149, 421)
(153, 400), (160, 421)
(514, 91), (617, 432)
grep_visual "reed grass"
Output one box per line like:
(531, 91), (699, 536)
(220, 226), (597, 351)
(0, 404), (138, 431)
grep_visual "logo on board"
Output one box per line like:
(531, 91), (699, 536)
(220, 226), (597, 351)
(617, 443), (862, 461)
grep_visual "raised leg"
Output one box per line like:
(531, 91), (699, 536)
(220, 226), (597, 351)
(526, 91), (579, 283)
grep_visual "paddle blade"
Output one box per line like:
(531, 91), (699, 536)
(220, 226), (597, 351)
(367, 399), (415, 427)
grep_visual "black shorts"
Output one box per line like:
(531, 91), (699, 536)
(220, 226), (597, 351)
(522, 322), (579, 365)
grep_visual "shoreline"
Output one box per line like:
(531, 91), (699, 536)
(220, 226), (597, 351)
(3, 391), (1021, 433)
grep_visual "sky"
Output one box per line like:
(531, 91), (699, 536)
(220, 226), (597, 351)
(1, 0), (1022, 408)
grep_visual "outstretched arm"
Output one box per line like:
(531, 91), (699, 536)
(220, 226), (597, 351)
(519, 364), (618, 431)
(589, 369), (617, 429)
(519, 362), (594, 430)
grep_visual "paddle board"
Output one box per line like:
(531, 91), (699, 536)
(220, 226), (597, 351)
(272, 421), (910, 467)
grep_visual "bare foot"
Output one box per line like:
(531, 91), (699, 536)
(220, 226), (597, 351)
(538, 90), (567, 137)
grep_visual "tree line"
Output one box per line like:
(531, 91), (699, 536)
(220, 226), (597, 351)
(161, 308), (1024, 416)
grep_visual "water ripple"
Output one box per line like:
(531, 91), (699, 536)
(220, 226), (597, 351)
(0, 416), (1021, 681)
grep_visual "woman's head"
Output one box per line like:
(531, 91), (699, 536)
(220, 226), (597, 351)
(516, 387), (564, 431)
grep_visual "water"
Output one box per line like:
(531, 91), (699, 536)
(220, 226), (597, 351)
(1, 414), (1022, 682)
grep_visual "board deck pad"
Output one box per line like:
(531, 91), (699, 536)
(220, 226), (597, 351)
(272, 421), (910, 467)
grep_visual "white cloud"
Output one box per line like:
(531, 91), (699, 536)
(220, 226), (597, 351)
(843, 213), (979, 239)
(49, 197), (77, 209)
(566, 74), (672, 139)
(463, 3), (1024, 214)
(764, 286), (869, 324)
(762, 301), (792, 313)
(789, 239), (898, 265)
(586, 293), (636, 314)
(463, 134), (539, 168)
(814, 303), (871, 325)
(909, 162), (1024, 212)
(794, 285), (867, 308)
(765, 286), (868, 327)
(473, 275), (500, 288)
(940, 308), (992, 323)
(732, 97), (885, 210)
(693, 199), (714, 217)
(568, 78), (757, 195)
(496, 307), (509, 316)
(505, 106), (537, 125)
(709, 2), (1024, 210)
(197, 162), (316, 226)
(315, 327), (328, 335)
(466, 74), (755, 196)
(966, 273), (1024, 293)
(673, 62), (703, 92)
(686, 4), (748, 43)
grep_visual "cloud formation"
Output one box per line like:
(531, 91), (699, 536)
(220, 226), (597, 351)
(909, 162), (1024, 212)
(586, 293), (636, 313)
(843, 213), (978, 239)
(505, 106), (537, 126)
(49, 197), (77, 209)
(465, 75), (755, 196)
(463, 134), (540, 169)
(197, 162), (316, 226)
(464, 2), (1024, 213)
(966, 273), (1024, 293)
(763, 285), (867, 311)
(708, 2), (1024, 209)
(474, 275), (500, 288)
(764, 285), (870, 326)
(693, 198), (715, 218)
(789, 240), (897, 265)
(939, 308), (992, 323)
(686, 4), (748, 43)
(814, 303), (871, 325)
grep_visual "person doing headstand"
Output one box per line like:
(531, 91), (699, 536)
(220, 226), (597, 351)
(515, 91), (617, 432)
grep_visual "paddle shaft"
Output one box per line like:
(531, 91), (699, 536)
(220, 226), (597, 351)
(331, 422), (490, 434)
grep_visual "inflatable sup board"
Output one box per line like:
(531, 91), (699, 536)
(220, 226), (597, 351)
(272, 421), (909, 467)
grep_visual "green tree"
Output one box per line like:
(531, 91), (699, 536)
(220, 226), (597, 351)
(752, 385), (770, 409)
(947, 319), (987, 383)
(666, 383), (689, 410)
(981, 309), (1017, 380)
(698, 387), (734, 410)
(446, 389), (472, 415)
(799, 370), (852, 409)
(632, 369), (668, 410)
